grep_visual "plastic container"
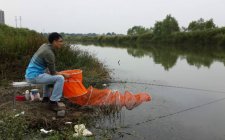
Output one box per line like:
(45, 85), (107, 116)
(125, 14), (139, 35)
(16, 95), (26, 101)
(25, 90), (30, 100)
(30, 89), (39, 95)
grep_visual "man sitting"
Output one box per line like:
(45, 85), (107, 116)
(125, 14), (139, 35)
(25, 32), (70, 111)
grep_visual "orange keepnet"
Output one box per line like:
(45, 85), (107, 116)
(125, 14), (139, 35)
(61, 69), (87, 98)
(60, 69), (151, 110)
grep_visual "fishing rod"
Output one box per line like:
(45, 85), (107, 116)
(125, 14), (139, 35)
(84, 79), (225, 94)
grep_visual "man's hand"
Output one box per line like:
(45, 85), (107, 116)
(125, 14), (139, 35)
(62, 73), (71, 78)
(56, 72), (71, 78)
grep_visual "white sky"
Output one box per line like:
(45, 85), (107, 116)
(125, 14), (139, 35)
(0, 0), (224, 34)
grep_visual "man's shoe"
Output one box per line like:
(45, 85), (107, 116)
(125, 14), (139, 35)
(42, 97), (50, 103)
(49, 101), (66, 111)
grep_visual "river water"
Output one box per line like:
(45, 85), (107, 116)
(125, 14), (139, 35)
(75, 44), (225, 140)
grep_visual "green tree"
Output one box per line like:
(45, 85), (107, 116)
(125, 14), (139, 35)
(153, 14), (180, 37)
(187, 18), (216, 31)
(127, 26), (149, 35)
(106, 32), (112, 36)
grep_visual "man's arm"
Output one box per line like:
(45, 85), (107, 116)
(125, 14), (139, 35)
(45, 51), (71, 78)
(45, 53), (57, 75)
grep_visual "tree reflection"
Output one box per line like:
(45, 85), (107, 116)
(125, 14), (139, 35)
(80, 42), (225, 70)
(127, 46), (178, 70)
(127, 44), (225, 70)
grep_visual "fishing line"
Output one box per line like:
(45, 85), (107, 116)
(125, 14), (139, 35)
(83, 79), (225, 136)
(114, 97), (225, 139)
(84, 79), (225, 127)
(97, 97), (225, 138)
(133, 96), (225, 126)
(84, 79), (225, 94)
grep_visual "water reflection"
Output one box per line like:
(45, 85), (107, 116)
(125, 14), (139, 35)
(87, 43), (225, 70)
(128, 45), (225, 70)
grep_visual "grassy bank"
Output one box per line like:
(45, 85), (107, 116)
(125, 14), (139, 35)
(0, 24), (46, 85)
(0, 24), (110, 86)
(0, 24), (110, 139)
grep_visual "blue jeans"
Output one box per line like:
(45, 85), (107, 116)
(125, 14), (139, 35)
(26, 73), (65, 101)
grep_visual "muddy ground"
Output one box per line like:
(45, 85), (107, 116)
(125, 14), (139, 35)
(0, 86), (97, 131)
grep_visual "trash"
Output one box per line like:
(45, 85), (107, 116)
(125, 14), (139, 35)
(65, 122), (72, 125)
(14, 112), (23, 117)
(73, 124), (93, 137)
(40, 128), (53, 134)
(15, 111), (25, 117)
(57, 102), (66, 108)
(15, 95), (26, 101)
(102, 84), (107, 87)
(52, 117), (56, 120)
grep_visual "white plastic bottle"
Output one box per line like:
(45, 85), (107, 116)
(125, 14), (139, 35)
(36, 92), (41, 101)
(25, 90), (30, 100)
(30, 92), (35, 101)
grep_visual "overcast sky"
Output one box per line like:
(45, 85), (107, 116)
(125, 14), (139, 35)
(0, 0), (224, 34)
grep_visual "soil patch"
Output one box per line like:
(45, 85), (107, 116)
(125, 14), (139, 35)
(0, 86), (96, 130)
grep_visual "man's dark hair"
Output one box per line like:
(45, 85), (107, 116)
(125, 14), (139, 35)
(48, 32), (63, 43)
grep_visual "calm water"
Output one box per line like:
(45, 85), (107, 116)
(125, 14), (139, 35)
(75, 44), (225, 140)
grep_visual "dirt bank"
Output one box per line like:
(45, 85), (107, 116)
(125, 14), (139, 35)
(0, 86), (99, 139)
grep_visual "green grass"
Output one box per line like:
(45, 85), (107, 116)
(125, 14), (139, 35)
(0, 111), (28, 139)
(0, 24), (46, 82)
(0, 24), (110, 87)
(0, 110), (96, 139)
(56, 46), (110, 87)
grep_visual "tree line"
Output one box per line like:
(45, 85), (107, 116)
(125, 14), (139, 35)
(66, 15), (225, 47)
